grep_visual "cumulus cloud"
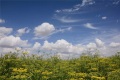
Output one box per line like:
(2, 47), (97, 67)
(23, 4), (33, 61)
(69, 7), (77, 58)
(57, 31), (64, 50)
(0, 19), (5, 23)
(26, 42), (41, 54)
(34, 22), (55, 39)
(17, 27), (30, 36)
(0, 35), (30, 48)
(26, 38), (119, 58)
(95, 38), (104, 47)
(40, 39), (102, 58)
(43, 39), (68, 51)
(32, 42), (41, 50)
(83, 23), (98, 29)
(42, 39), (103, 56)
(0, 27), (13, 38)
(42, 39), (85, 54)
(102, 16), (107, 20)
(34, 22), (72, 39)
(87, 43), (96, 49)
(40, 38), (119, 58)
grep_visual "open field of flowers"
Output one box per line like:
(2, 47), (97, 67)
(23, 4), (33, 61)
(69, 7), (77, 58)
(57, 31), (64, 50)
(0, 51), (120, 80)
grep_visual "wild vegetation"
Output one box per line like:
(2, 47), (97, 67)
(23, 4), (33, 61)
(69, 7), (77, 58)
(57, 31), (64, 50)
(0, 50), (120, 80)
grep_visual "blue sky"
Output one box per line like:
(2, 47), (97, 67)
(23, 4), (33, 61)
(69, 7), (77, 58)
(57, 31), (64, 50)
(0, 0), (120, 58)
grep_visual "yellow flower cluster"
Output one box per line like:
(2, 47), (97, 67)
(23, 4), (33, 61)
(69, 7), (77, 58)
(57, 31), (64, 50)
(34, 70), (41, 73)
(91, 76), (105, 80)
(90, 68), (98, 71)
(12, 68), (27, 73)
(11, 75), (27, 79)
(99, 58), (110, 63)
(76, 73), (87, 78)
(42, 70), (52, 75)
(111, 70), (120, 73)
(68, 72), (87, 78)
(69, 78), (84, 80)
(68, 72), (76, 76)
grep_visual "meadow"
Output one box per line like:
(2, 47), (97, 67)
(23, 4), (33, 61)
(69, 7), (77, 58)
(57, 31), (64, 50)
(0, 51), (120, 80)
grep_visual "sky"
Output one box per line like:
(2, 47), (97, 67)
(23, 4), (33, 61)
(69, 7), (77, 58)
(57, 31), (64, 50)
(0, 0), (120, 58)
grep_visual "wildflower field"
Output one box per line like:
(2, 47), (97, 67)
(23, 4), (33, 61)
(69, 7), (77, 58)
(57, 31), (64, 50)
(0, 52), (120, 80)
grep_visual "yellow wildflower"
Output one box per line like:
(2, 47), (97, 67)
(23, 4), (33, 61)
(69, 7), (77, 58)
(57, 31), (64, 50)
(12, 68), (27, 73)
(68, 72), (76, 76)
(76, 73), (87, 78)
(35, 70), (41, 73)
(42, 70), (52, 75)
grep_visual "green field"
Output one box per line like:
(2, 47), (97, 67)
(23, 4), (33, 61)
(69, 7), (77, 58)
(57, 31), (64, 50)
(0, 52), (120, 80)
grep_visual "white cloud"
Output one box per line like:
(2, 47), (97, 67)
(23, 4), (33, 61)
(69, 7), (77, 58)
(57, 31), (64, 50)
(0, 35), (30, 48)
(81, 0), (95, 6)
(87, 42), (96, 49)
(0, 37), (120, 58)
(26, 42), (41, 54)
(83, 23), (98, 29)
(55, 0), (95, 13)
(102, 16), (107, 20)
(34, 22), (72, 39)
(95, 38), (104, 47)
(109, 42), (120, 47)
(17, 27), (30, 36)
(42, 39), (85, 54)
(32, 42), (41, 50)
(57, 16), (80, 23)
(55, 8), (78, 13)
(0, 27), (13, 38)
(41, 38), (120, 58)
(0, 19), (5, 23)
(2, 48), (16, 53)
(26, 37), (119, 58)
(42, 39), (102, 56)
(56, 27), (72, 33)
(0, 47), (23, 54)
(53, 15), (82, 23)
(34, 22), (55, 38)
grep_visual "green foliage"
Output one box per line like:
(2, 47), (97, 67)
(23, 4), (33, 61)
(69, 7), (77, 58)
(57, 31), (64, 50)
(0, 52), (120, 80)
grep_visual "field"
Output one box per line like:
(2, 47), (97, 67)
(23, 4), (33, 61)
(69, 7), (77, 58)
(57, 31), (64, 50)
(0, 52), (120, 80)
